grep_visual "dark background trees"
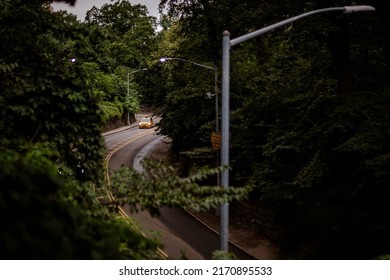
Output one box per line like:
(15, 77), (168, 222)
(156, 0), (390, 259)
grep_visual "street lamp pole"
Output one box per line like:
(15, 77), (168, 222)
(127, 68), (147, 125)
(220, 5), (375, 252)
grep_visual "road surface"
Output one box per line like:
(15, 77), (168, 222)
(103, 124), (254, 260)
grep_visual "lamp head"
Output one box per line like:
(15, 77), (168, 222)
(160, 57), (174, 63)
(344, 5), (375, 13)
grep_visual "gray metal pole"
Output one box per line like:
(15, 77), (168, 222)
(220, 30), (231, 252)
(214, 65), (220, 189)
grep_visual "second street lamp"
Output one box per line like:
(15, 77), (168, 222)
(160, 57), (220, 141)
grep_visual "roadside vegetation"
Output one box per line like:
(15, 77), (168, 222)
(154, 0), (390, 259)
(1, 0), (389, 259)
(0, 0), (249, 259)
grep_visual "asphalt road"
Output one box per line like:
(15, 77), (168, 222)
(104, 125), (254, 260)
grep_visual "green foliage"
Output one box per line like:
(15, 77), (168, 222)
(99, 101), (124, 122)
(85, 0), (157, 69)
(0, 0), (161, 259)
(85, 0), (156, 35)
(81, 1), (158, 119)
(0, 0), (105, 181)
(109, 159), (251, 217)
(0, 157), (160, 259)
(211, 250), (238, 260)
(155, 0), (390, 259)
(80, 62), (139, 121)
(158, 86), (215, 153)
(153, 20), (217, 154)
(249, 90), (390, 259)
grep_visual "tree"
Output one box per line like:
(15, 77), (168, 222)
(85, 0), (157, 69)
(228, 0), (390, 259)
(0, 158), (159, 259)
(0, 0), (159, 259)
(83, 0), (158, 121)
(79, 62), (141, 122)
(0, 0), (104, 180)
(0, 0), (251, 259)
(155, 0), (390, 259)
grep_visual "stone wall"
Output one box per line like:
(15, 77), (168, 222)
(102, 113), (136, 132)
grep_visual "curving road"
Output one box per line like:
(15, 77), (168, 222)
(103, 122), (254, 260)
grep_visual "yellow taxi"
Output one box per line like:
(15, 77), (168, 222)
(138, 116), (154, 129)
